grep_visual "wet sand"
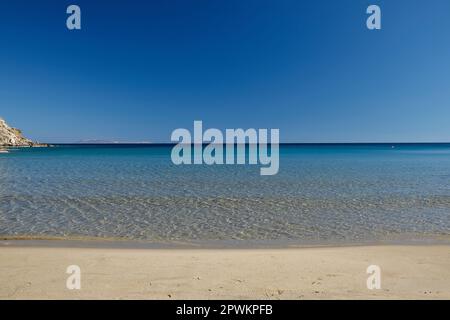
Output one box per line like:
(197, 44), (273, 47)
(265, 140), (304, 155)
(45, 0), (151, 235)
(0, 244), (449, 299)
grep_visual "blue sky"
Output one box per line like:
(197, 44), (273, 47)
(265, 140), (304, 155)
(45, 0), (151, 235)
(1, 0), (449, 143)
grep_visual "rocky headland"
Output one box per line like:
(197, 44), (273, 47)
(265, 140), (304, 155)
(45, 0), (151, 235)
(0, 117), (47, 147)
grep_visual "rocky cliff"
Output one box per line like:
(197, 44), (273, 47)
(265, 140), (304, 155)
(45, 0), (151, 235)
(0, 117), (34, 146)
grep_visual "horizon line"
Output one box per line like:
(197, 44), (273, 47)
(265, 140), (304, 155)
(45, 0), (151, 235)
(45, 142), (450, 145)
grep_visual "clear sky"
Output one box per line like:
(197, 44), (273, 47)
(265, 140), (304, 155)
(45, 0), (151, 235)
(1, 0), (449, 143)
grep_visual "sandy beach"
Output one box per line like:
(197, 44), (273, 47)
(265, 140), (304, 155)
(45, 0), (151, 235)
(0, 244), (448, 299)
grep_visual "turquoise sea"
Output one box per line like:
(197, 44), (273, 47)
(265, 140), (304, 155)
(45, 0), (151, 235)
(0, 144), (449, 245)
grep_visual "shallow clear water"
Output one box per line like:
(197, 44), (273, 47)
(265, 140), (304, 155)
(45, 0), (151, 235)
(0, 144), (449, 245)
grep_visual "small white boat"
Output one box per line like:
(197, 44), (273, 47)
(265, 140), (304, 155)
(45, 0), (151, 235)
(0, 149), (9, 153)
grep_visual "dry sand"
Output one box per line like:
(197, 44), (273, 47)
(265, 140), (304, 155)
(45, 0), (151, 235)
(0, 244), (449, 299)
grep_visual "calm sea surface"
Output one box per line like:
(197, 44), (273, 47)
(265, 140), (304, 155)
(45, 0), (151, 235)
(1, 144), (449, 246)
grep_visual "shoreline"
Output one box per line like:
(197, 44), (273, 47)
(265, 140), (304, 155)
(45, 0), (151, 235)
(0, 143), (50, 148)
(1, 244), (449, 299)
(2, 234), (450, 250)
